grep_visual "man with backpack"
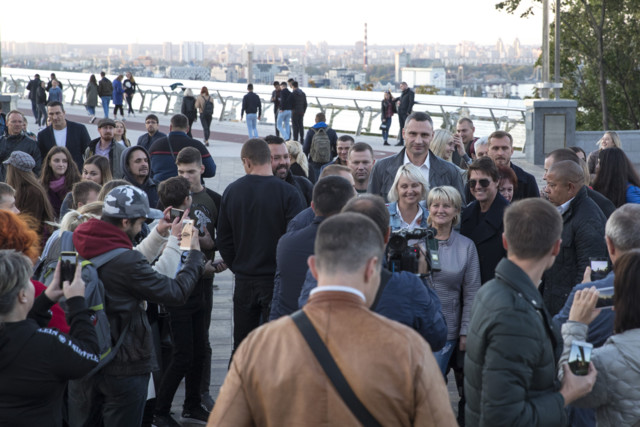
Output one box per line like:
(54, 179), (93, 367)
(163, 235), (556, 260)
(67, 185), (205, 427)
(303, 112), (337, 183)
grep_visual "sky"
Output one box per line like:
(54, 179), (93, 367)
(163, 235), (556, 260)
(1, 0), (543, 46)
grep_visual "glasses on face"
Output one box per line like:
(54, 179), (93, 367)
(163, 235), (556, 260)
(469, 179), (491, 188)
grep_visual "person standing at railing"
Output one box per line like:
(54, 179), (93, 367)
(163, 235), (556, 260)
(277, 82), (292, 140)
(290, 81), (307, 142)
(270, 81), (281, 137)
(48, 80), (63, 105)
(26, 74), (42, 121)
(98, 71), (113, 119)
(392, 82), (415, 146)
(195, 87), (213, 147)
(123, 72), (137, 118)
(85, 74), (98, 124)
(381, 90), (396, 146)
(35, 82), (48, 129)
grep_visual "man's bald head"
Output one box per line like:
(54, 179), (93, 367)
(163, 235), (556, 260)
(548, 160), (585, 187)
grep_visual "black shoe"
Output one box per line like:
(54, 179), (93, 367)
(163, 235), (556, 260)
(383, 141), (390, 146)
(153, 413), (181, 427)
(182, 406), (210, 425)
(395, 141), (404, 146)
(201, 393), (215, 412)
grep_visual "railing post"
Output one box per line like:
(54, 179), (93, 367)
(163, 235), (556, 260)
(354, 100), (365, 136)
(217, 91), (227, 122)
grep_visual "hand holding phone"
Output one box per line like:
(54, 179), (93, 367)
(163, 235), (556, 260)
(180, 220), (194, 250)
(60, 251), (78, 284)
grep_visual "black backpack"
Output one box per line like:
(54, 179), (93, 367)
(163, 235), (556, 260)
(203, 96), (214, 116)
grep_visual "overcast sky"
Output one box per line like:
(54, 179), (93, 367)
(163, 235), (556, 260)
(1, 0), (543, 46)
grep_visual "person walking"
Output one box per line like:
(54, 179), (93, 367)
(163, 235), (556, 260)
(97, 72), (113, 119)
(241, 84), (261, 138)
(381, 90), (396, 146)
(123, 72), (137, 118)
(195, 87), (213, 147)
(85, 74), (99, 124)
(112, 75), (125, 122)
(181, 89), (197, 139)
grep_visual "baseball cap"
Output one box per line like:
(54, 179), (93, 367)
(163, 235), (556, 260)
(97, 118), (116, 128)
(102, 185), (164, 220)
(3, 151), (36, 172)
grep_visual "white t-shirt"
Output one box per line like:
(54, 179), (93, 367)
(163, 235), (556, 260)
(53, 127), (68, 147)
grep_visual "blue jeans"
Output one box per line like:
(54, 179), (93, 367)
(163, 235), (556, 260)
(277, 110), (291, 140)
(246, 113), (258, 138)
(101, 96), (111, 118)
(433, 339), (458, 378)
(68, 372), (150, 427)
(86, 105), (96, 116)
(382, 117), (392, 141)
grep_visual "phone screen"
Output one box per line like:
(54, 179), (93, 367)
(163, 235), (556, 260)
(180, 220), (194, 250)
(170, 208), (184, 222)
(590, 258), (609, 281)
(60, 251), (78, 283)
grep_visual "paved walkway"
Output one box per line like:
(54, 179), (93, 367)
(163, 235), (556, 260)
(16, 100), (545, 424)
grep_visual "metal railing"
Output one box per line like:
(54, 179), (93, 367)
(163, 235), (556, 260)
(2, 72), (527, 146)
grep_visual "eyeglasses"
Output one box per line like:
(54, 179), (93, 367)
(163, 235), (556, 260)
(469, 179), (491, 188)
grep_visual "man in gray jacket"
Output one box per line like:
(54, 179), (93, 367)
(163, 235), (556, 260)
(368, 111), (465, 203)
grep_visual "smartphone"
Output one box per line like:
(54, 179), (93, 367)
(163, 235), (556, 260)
(169, 208), (184, 222)
(595, 286), (614, 309)
(180, 219), (194, 250)
(568, 340), (593, 376)
(590, 257), (610, 281)
(60, 251), (78, 283)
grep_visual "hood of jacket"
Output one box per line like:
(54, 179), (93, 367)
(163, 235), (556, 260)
(311, 121), (328, 130)
(608, 328), (640, 374)
(121, 145), (153, 190)
(73, 218), (132, 259)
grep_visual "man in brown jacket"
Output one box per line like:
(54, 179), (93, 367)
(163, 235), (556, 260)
(209, 213), (456, 426)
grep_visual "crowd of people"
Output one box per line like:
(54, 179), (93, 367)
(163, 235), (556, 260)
(0, 81), (639, 427)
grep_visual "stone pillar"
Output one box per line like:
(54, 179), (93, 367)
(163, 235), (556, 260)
(524, 99), (577, 165)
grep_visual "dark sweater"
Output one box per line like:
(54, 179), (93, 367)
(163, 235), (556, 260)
(216, 174), (305, 280)
(0, 295), (99, 427)
(241, 92), (262, 117)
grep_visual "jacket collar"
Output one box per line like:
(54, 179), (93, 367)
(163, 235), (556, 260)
(563, 186), (588, 219)
(462, 193), (508, 242)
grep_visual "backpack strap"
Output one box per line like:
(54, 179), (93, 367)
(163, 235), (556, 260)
(59, 230), (75, 252)
(89, 247), (130, 268)
(291, 310), (383, 427)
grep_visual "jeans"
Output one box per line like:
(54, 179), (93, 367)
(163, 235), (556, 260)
(277, 110), (291, 140)
(245, 113), (258, 138)
(381, 117), (392, 142)
(101, 96), (111, 118)
(291, 112), (304, 142)
(155, 296), (206, 414)
(36, 103), (47, 126)
(86, 105), (96, 116)
(68, 372), (150, 427)
(433, 339), (457, 378)
(200, 113), (212, 141)
(232, 278), (274, 353)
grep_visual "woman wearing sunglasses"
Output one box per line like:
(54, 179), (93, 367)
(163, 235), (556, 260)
(460, 156), (508, 285)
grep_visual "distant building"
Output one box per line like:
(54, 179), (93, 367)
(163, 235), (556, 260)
(180, 42), (204, 62)
(401, 67), (446, 89)
(395, 49), (410, 83)
(163, 42), (173, 62)
(167, 66), (210, 80)
(326, 68), (367, 89)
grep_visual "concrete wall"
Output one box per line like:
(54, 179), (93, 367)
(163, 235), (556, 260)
(574, 130), (640, 170)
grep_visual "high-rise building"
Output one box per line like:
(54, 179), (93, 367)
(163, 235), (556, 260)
(162, 42), (173, 62)
(180, 41), (204, 62)
(395, 48), (410, 83)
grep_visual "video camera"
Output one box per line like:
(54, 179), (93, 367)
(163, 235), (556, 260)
(386, 227), (441, 275)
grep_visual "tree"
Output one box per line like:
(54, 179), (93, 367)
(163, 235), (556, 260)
(497, 0), (640, 130)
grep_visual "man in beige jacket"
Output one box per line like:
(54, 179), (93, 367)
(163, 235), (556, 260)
(209, 212), (456, 426)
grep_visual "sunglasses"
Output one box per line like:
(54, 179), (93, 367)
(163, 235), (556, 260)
(469, 179), (492, 188)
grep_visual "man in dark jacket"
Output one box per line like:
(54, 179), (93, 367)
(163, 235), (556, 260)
(542, 160), (607, 316)
(465, 198), (597, 426)
(149, 113), (216, 182)
(241, 84), (261, 138)
(368, 112), (465, 203)
(487, 130), (539, 201)
(85, 119), (126, 179)
(97, 71), (113, 119)
(37, 102), (91, 171)
(0, 111), (42, 180)
(289, 81), (307, 142)
(270, 81), (281, 137)
(266, 135), (313, 207)
(461, 157), (508, 284)
(277, 82), (292, 140)
(121, 146), (158, 208)
(393, 82), (415, 146)
(296, 195), (448, 352)
(303, 112), (338, 182)
(67, 185), (205, 427)
(269, 176), (355, 320)
(136, 114), (166, 152)
(26, 74), (41, 120)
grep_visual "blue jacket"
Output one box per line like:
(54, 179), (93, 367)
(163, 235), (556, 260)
(302, 122), (338, 159)
(149, 131), (216, 182)
(299, 268), (447, 351)
(626, 183), (640, 204)
(387, 201), (428, 231)
(286, 206), (315, 232)
(112, 79), (124, 105)
(269, 217), (323, 321)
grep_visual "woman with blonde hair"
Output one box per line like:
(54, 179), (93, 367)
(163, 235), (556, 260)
(387, 164), (429, 230)
(181, 88), (197, 138)
(285, 139), (309, 178)
(113, 120), (131, 147)
(431, 129), (467, 176)
(587, 131), (621, 179)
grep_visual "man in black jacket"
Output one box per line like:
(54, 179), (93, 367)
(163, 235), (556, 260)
(277, 82), (292, 140)
(216, 138), (305, 354)
(241, 83), (261, 138)
(98, 71), (113, 119)
(26, 74), (41, 120)
(0, 111), (42, 180)
(393, 82), (415, 146)
(465, 198), (596, 426)
(37, 102), (91, 171)
(290, 81), (307, 142)
(266, 135), (313, 207)
(67, 185), (205, 427)
(542, 160), (607, 316)
(487, 130), (539, 201)
(136, 114), (167, 152)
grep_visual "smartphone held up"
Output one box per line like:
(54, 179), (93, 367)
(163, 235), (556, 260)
(59, 251), (78, 283)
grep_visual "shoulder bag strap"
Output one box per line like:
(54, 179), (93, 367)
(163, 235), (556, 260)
(291, 310), (382, 427)
(166, 135), (176, 161)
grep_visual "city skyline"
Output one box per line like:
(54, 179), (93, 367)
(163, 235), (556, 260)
(1, 0), (544, 47)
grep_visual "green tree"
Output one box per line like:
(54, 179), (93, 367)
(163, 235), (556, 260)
(497, 0), (640, 130)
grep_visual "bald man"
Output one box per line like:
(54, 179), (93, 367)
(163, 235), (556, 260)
(541, 160), (607, 315)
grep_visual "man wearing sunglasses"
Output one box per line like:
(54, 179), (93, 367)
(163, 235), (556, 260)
(460, 156), (509, 285)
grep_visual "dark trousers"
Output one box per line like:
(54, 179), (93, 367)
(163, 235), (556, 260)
(68, 372), (150, 427)
(155, 296), (206, 414)
(274, 110), (279, 137)
(30, 99), (38, 120)
(232, 278), (274, 353)
(200, 113), (212, 141)
(200, 278), (214, 395)
(291, 113), (304, 142)
(36, 103), (47, 126)
(125, 95), (134, 114)
(398, 112), (408, 143)
(187, 118), (195, 138)
(114, 104), (124, 116)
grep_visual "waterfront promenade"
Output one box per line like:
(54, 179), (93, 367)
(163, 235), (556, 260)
(16, 100), (545, 424)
